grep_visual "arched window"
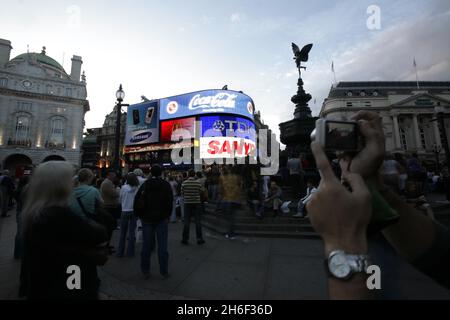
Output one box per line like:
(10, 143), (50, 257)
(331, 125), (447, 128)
(15, 115), (30, 141)
(49, 117), (65, 145)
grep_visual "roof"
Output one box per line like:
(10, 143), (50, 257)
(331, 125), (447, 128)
(327, 81), (450, 99)
(10, 52), (66, 73)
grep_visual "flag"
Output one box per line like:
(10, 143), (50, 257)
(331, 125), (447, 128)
(331, 61), (334, 72)
(413, 58), (417, 68)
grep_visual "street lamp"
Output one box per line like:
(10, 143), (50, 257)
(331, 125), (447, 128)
(113, 84), (129, 173)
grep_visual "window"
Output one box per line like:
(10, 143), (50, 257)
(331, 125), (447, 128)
(47, 85), (53, 94)
(400, 127), (407, 150)
(347, 91), (353, 97)
(17, 102), (32, 112)
(364, 101), (372, 107)
(50, 118), (64, 145)
(15, 116), (30, 141)
(66, 88), (72, 97)
(0, 78), (7, 87)
(419, 126), (426, 149)
(346, 102), (353, 107)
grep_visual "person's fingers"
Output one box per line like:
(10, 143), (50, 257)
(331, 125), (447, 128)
(310, 142), (339, 183)
(339, 157), (351, 174)
(341, 172), (370, 197)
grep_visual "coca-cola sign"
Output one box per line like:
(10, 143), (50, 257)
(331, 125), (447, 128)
(160, 89), (254, 120)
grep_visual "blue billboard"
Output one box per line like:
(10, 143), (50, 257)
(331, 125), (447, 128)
(124, 101), (159, 146)
(159, 89), (255, 120)
(200, 115), (256, 141)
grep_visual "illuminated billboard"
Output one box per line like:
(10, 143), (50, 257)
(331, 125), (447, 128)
(159, 89), (255, 120)
(124, 101), (159, 146)
(161, 117), (196, 142)
(199, 115), (256, 159)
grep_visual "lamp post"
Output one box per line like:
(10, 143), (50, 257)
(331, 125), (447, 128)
(113, 84), (129, 173)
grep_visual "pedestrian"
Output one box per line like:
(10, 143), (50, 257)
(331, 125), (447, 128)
(293, 179), (317, 218)
(394, 153), (408, 194)
(134, 165), (172, 279)
(247, 180), (263, 218)
(264, 181), (283, 217)
(20, 161), (108, 299)
(0, 170), (15, 218)
(381, 153), (401, 193)
(14, 175), (30, 259)
(117, 173), (139, 258)
(133, 168), (146, 186)
(100, 170), (121, 253)
(69, 168), (103, 218)
(181, 169), (205, 245)
(168, 176), (179, 223)
(219, 165), (244, 240)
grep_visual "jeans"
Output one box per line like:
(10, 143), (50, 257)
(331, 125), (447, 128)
(141, 220), (169, 275)
(209, 184), (219, 202)
(170, 196), (185, 222)
(222, 202), (240, 236)
(117, 211), (137, 257)
(1, 187), (10, 217)
(297, 200), (306, 217)
(182, 203), (203, 242)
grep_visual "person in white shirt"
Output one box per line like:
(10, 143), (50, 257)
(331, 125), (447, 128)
(293, 180), (318, 218)
(133, 168), (146, 186)
(117, 173), (140, 257)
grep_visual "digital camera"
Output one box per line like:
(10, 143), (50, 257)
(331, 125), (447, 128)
(310, 118), (360, 152)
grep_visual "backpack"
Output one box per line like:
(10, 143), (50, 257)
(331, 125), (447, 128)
(134, 182), (147, 218)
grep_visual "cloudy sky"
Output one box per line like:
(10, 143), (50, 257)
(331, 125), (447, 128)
(2, 0), (450, 145)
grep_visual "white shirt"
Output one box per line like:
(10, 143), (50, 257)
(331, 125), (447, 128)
(120, 184), (139, 212)
(137, 176), (146, 186)
(301, 187), (317, 205)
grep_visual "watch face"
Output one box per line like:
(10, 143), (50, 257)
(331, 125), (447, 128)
(329, 253), (351, 279)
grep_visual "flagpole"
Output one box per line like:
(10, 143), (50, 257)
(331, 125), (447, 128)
(331, 61), (337, 86)
(414, 57), (420, 89)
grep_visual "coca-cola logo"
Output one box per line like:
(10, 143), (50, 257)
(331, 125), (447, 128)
(188, 93), (237, 111)
(166, 101), (179, 114)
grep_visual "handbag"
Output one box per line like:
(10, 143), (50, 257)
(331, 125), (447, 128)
(76, 197), (116, 232)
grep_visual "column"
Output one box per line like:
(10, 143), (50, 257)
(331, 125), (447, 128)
(412, 114), (423, 151)
(392, 114), (401, 149)
(433, 115), (442, 148)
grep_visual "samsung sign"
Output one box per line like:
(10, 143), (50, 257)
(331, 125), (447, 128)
(124, 102), (159, 146)
(159, 89), (255, 120)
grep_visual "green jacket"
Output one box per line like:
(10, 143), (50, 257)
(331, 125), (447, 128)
(69, 184), (102, 217)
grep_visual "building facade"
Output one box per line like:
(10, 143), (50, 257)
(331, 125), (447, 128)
(320, 81), (450, 163)
(0, 38), (89, 174)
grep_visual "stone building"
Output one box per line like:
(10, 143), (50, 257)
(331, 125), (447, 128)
(0, 38), (89, 175)
(320, 81), (450, 164)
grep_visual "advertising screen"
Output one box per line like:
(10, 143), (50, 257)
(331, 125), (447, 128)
(199, 115), (256, 158)
(160, 117), (196, 142)
(159, 89), (255, 120)
(124, 102), (159, 146)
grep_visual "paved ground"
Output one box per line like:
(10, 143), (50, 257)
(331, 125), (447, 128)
(1, 203), (450, 300)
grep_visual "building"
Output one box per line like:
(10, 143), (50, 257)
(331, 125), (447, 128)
(320, 81), (450, 164)
(80, 107), (126, 173)
(0, 38), (89, 175)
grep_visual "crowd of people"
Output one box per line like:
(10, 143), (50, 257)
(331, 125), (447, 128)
(0, 109), (449, 299)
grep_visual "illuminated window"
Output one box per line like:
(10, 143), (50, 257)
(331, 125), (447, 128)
(50, 117), (64, 144)
(15, 116), (30, 140)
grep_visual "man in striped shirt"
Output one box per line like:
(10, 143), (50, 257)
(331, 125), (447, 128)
(181, 169), (205, 245)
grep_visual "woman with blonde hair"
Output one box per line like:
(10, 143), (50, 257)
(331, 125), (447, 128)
(20, 161), (108, 300)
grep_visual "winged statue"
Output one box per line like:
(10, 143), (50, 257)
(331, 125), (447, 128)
(292, 43), (313, 75)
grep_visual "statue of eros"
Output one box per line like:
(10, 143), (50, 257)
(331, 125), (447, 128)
(292, 43), (313, 77)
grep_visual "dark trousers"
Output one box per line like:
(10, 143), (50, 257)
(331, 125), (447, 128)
(141, 220), (169, 275)
(1, 188), (10, 217)
(223, 202), (240, 236)
(104, 206), (120, 242)
(182, 203), (203, 242)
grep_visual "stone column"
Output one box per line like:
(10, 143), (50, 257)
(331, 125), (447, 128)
(433, 115), (442, 148)
(412, 114), (423, 151)
(392, 114), (401, 149)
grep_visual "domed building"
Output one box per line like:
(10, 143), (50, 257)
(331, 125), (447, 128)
(0, 38), (89, 175)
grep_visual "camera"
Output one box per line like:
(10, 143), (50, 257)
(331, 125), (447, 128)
(310, 118), (360, 152)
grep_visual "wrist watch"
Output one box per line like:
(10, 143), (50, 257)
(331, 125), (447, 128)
(325, 250), (371, 280)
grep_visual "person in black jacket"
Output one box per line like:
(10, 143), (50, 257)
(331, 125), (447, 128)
(134, 165), (173, 279)
(20, 161), (108, 299)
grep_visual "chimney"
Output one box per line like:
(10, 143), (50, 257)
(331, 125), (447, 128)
(70, 55), (83, 81)
(0, 38), (12, 68)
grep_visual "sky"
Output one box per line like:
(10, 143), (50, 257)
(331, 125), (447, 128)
(1, 0), (450, 146)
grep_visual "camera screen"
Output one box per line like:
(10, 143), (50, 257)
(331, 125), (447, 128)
(325, 121), (358, 151)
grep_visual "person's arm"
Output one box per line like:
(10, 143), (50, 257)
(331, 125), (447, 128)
(307, 143), (373, 300)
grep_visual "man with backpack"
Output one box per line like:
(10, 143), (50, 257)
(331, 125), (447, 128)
(134, 165), (173, 279)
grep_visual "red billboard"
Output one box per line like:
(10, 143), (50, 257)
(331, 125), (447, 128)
(160, 117), (195, 142)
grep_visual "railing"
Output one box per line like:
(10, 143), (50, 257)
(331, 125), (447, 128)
(6, 139), (32, 147)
